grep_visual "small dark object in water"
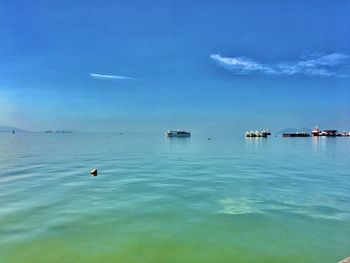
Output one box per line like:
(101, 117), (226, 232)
(90, 169), (98, 176)
(12, 130), (15, 134)
(208, 137), (211, 140)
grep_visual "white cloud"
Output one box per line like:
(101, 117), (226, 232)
(210, 53), (349, 77)
(89, 73), (137, 80)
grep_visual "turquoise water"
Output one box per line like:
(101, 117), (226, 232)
(0, 133), (349, 262)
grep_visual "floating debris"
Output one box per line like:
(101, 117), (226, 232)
(90, 169), (98, 176)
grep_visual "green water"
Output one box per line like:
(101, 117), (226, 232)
(0, 133), (349, 262)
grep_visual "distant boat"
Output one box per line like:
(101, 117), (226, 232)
(283, 132), (310, 137)
(263, 130), (271, 136)
(245, 131), (256, 137)
(245, 130), (271, 138)
(312, 126), (338, 136)
(321, 130), (337, 136)
(312, 126), (321, 136)
(165, 130), (191, 137)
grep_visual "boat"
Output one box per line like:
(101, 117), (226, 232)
(312, 126), (321, 136)
(165, 130), (191, 137)
(258, 130), (271, 136)
(257, 131), (267, 137)
(261, 130), (271, 137)
(283, 132), (310, 137)
(321, 130), (337, 136)
(312, 126), (338, 137)
(245, 130), (271, 138)
(245, 131), (253, 137)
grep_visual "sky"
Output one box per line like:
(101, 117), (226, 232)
(1, 0), (350, 133)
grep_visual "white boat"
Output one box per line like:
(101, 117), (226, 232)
(245, 130), (270, 138)
(165, 130), (191, 137)
(245, 131), (252, 137)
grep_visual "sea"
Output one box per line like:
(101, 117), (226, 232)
(0, 132), (349, 263)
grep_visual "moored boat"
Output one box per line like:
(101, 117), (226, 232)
(312, 126), (321, 136)
(245, 130), (271, 138)
(165, 130), (191, 137)
(321, 130), (337, 136)
(283, 132), (310, 137)
(312, 126), (338, 137)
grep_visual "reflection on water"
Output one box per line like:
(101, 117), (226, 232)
(244, 137), (269, 147)
(166, 136), (192, 146)
(311, 136), (341, 156)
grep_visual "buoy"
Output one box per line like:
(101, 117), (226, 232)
(90, 169), (98, 176)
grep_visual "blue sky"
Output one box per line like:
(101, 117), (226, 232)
(1, 0), (349, 132)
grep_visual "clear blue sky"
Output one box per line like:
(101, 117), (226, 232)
(1, 0), (349, 132)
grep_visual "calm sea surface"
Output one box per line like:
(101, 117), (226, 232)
(0, 132), (349, 262)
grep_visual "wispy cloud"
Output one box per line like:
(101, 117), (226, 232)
(210, 53), (349, 77)
(89, 73), (137, 80)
